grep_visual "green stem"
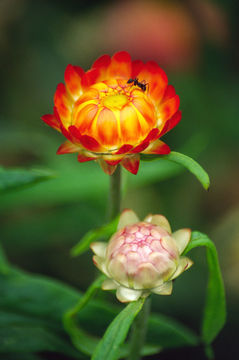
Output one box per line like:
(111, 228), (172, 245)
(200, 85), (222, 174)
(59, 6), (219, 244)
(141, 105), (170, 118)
(108, 165), (122, 221)
(127, 297), (151, 360)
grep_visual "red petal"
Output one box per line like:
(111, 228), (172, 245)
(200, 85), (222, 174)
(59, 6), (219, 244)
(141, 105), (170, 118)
(54, 83), (72, 126)
(60, 124), (73, 142)
(131, 60), (144, 79)
(108, 51), (132, 79)
(130, 142), (149, 154)
(79, 135), (101, 152)
(105, 159), (122, 166)
(163, 85), (176, 101)
(143, 140), (171, 155)
(115, 144), (133, 155)
(137, 61), (168, 101)
(57, 141), (80, 154)
(69, 125), (102, 151)
(143, 128), (160, 143)
(64, 64), (84, 100)
(160, 110), (182, 137)
(78, 153), (96, 162)
(83, 68), (101, 88)
(161, 95), (180, 121)
(41, 113), (60, 131)
(80, 135), (101, 152)
(121, 155), (140, 175)
(99, 160), (117, 175)
(92, 54), (111, 70)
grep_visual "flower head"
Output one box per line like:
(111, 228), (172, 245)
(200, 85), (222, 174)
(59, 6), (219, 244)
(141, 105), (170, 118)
(42, 51), (181, 175)
(91, 209), (193, 302)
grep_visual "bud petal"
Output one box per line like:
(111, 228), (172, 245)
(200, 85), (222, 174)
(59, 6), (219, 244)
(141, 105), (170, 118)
(91, 210), (193, 302)
(152, 281), (173, 295)
(172, 229), (191, 254)
(116, 287), (142, 303)
(117, 209), (140, 230)
(90, 242), (107, 257)
(170, 257), (193, 280)
(144, 214), (171, 233)
(102, 279), (118, 290)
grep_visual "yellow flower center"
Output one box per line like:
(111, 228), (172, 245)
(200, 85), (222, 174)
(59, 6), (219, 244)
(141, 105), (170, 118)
(72, 79), (157, 149)
(102, 94), (128, 110)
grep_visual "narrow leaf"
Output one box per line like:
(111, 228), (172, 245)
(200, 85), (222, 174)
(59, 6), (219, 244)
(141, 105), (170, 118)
(0, 167), (55, 194)
(71, 216), (119, 257)
(184, 231), (226, 344)
(92, 299), (145, 360)
(147, 312), (199, 348)
(0, 311), (81, 358)
(141, 151), (210, 190)
(63, 275), (105, 355)
(0, 243), (10, 274)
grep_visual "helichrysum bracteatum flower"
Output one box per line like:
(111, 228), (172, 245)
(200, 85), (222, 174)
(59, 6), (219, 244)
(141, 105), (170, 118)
(91, 209), (193, 303)
(42, 51), (181, 175)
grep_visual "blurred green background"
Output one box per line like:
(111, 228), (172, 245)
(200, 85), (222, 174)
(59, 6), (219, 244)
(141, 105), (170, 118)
(0, 0), (238, 358)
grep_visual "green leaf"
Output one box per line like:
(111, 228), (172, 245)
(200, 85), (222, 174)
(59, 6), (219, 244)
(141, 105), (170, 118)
(0, 167), (55, 194)
(3, 353), (44, 360)
(92, 299), (145, 360)
(64, 276), (105, 355)
(147, 312), (199, 348)
(184, 231), (226, 344)
(0, 265), (199, 357)
(71, 216), (119, 257)
(141, 151), (210, 190)
(0, 243), (10, 274)
(0, 311), (83, 358)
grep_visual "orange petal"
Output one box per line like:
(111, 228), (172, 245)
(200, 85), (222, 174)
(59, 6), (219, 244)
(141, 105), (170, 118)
(96, 108), (119, 147)
(41, 113), (60, 131)
(160, 95), (180, 121)
(108, 51), (132, 79)
(121, 154), (140, 175)
(132, 96), (156, 128)
(143, 140), (171, 155)
(74, 103), (98, 133)
(57, 141), (80, 154)
(78, 153), (96, 162)
(120, 105), (141, 143)
(64, 64), (84, 101)
(98, 159), (117, 175)
(159, 110), (182, 137)
(54, 83), (73, 127)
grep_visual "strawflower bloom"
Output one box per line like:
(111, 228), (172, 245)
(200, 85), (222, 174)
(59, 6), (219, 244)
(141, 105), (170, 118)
(42, 51), (181, 175)
(91, 209), (193, 302)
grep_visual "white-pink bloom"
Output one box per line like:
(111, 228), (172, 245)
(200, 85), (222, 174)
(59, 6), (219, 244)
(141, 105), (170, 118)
(91, 209), (193, 303)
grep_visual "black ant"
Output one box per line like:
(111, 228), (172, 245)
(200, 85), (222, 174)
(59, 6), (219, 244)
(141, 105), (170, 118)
(127, 78), (148, 92)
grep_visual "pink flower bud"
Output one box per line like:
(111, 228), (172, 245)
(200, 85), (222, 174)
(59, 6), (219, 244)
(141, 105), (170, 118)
(91, 210), (193, 303)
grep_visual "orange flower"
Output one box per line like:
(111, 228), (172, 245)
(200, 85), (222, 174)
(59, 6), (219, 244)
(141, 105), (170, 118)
(42, 51), (181, 175)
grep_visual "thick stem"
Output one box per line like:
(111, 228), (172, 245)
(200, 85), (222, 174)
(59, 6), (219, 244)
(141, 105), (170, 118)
(108, 165), (122, 221)
(128, 297), (151, 360)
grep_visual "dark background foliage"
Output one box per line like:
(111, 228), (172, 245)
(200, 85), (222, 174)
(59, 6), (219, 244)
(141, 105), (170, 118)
(0, 0), (238, 358)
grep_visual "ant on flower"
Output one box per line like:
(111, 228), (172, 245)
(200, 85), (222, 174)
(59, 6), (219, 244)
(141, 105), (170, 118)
(127, 78), (148, 92)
